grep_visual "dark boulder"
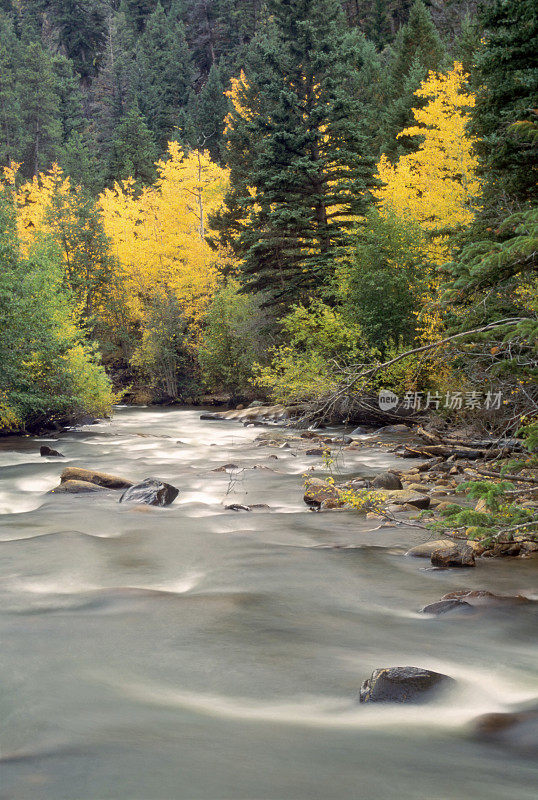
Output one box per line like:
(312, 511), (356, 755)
(305, 448), (325, 456)
(119, 478), (179, 507)
(472, 706), (538, 756)
(40, 445), (65, 457)
(359, 666), (453, 704)
(420, 599), (475, 615)
(371, 471), (402, 490)
(431, 543), (476, 568)
(225, 504), (252, 512)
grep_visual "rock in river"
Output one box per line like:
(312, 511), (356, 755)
(431, 542), (476, 568)
(51, 479), (108, 494)
(359, 666), (453, 704)
(371, 471), (402, 490)
(406, 539), (484, 558)
(40, 445), (65, 457)
(420, 599), (475, 615)
(119, 478), (179, 507)
(378, 489), (430, 509)
(60, 467), (132, 490)
(472, 706), (538, 756)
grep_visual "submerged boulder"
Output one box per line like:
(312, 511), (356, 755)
(441, 589), (535, 607)
(40, 445), (65, 457)
(359, 666), (453, 704)
(472, 706), (538, 755)
(119, 478), (179, 507)
(60, 467), (132, 490)
(420, 599), (475, 615)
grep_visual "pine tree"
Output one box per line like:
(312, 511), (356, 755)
(390, 0), (445, 88)
(107, 101), (158, 185)
(47, 0), (106, 81)
(120, 0), (159, 32)
(444, 3), (538, 395)
(91, 10), (137, 170)
(19, 42), (62, 176)
(0, 11), (27, 166)
(471, 0), (538, 208)
(380, 0), (446, 159)
(135, 2), (194, 148)
(186, 60), (229, 161)
(213, 0), (377, 302)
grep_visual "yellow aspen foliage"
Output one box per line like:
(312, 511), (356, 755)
(376, 62), (481, 264)
(15, 164), (72, 253)
(375, 63), (481, 346)
(99, 142), (230, 334)
(224, 70), (252, 131)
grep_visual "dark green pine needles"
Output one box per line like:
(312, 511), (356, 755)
(212, 0), (377, 303)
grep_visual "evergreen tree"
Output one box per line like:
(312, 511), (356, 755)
(471, 0), (538, 208)
(107, 101), (158, 185)
(91, 10), (137, 170)
(135, 2), (194, 148)
(120, 0), (159, 32)
(444, 3), (537, 395)
(186, 60), (229, 161)
(19, 42), (62, 176)
(380, 0), (446, 159)
(390, 0), (445, 88)
(214, 0), (377, 301)
(48, 0), (106, 81)
(0, 11), (27, 166)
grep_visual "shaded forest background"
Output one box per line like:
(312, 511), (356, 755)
(0, 0), (479, 187)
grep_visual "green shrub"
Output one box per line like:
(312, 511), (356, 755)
(198, 280), (272, 395)
(255, 300), (372, 405)
(0, 194), (113, 431)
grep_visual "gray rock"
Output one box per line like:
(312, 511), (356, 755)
(420, 599), (475, 615)
(359, 666), (453, 703)
(406, 539), (483, 558)
(371, 471), (403, 490)
(350, 426), (368, 436)
(40, 445), (65, 457)
(119, 478), (179, 507)
(305, 448), (325, 456)
(431, 543), (476, 568)
(225, 503), (252, 512)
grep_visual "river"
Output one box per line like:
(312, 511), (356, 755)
(1, 407), (537, 799)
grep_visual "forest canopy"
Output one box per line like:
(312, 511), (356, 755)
(0, 0), (536, 437)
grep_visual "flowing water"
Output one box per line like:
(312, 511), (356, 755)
(1, 407), (537, 799)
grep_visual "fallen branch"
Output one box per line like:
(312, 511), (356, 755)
(337, 317), (525, 395)
(471, 467), (538, 484)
